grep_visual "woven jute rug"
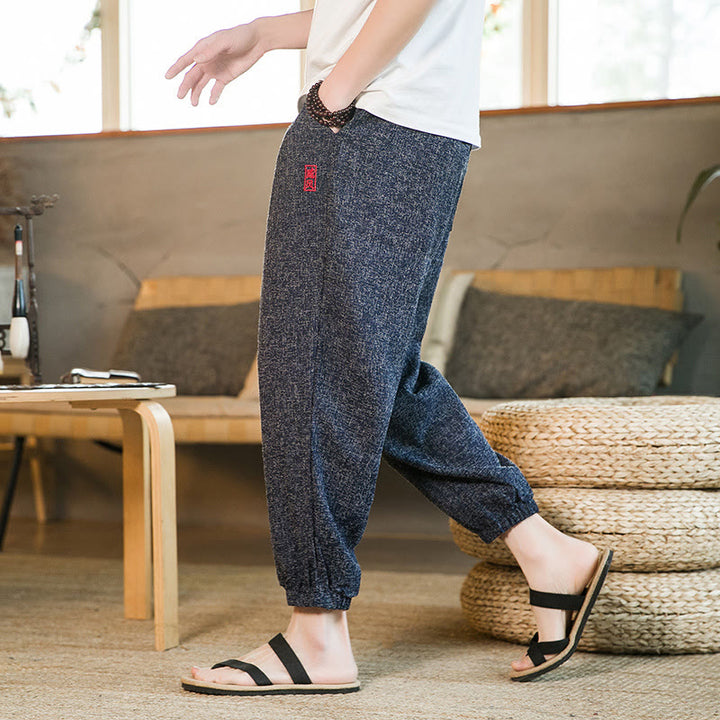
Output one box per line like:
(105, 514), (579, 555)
(1, 554), (718, 720)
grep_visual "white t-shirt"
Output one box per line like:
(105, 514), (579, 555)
(298, 0), (485, 151)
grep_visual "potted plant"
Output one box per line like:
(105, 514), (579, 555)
(676, 164), (720, 251)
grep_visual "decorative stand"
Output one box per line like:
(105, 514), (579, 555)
(0, 196), (56, 549)
(0, 193), (58, 383)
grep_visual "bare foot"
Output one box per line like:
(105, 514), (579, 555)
(502, 515), (601, 672)
(189, 607), (358, 687)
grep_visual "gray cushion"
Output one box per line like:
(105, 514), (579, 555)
(111, 302), (259, 396)
(444, 288), (702, 398)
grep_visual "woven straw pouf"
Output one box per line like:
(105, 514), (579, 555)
(460, 562), (720, 654)
(453, 395), (720, 654)
(450, 487), (720, 571)
(480, 396), (720, 489)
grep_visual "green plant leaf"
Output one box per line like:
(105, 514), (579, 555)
(676, 164), (720, 244)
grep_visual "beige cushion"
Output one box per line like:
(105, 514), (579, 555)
(420, 269), (475, 373)
(0, 395), (501, 421)
(237, 353), (260, 401)
(0, 396), (260, 419)
(457, 397), (515, 416)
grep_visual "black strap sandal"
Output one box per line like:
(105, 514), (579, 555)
(510, 547), (614, 682)
(181, 632), (360, 695)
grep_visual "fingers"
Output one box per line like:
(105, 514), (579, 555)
(166, 30), (229, 80)
(173, 63), (221, 107)
(165, 48), (197, 80)
(166, 30), (233, 106)
(191, 74), (212, 107)
(209, 80), (226, 106)
(177, 64), (204, 100)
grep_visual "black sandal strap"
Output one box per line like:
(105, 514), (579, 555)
(268, 633), (313, 685)
(210, 658), (273, 686)
(529, 588), (586, 611)
(527, 633), (570, 667)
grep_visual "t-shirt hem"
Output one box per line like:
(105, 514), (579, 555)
(297, 93), (481, 151)
(356, 99), (482, 150)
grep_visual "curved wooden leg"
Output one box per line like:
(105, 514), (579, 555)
(131, 400), (179, 651)
(27, 436), (47, 524)
(118, 409), (152, 620)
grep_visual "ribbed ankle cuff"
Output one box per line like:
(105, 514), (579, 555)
(284, 586), (354, 611)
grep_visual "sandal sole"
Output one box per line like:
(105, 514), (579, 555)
(509, 547), (614, 682)
(181, 677), (361, 695)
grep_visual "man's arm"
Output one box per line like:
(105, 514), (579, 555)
(253, 9), (314, 53)
(319, 0), (441, 112)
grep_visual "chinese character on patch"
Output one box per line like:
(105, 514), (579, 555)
(304, 164), (317, 192)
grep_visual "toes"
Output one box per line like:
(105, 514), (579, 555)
(190, 666), (215, 682)
(512, 652), (561, 672)
(511, 654), (533, 672)
(190, 665), (257, 686)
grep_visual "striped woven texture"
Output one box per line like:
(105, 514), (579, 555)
(453, 395), (720, 654)
(4, 554), (719, 720)
(460, 562), (720, 654)
(480, 396), (720, 489)
(450, 487), (720, 572)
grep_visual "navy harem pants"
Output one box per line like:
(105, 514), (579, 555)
(257, 99), (539, 611)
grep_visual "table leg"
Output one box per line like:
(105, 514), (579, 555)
(118, 409), (152, 620)
(71, 396), (179, 651)
(132, 400), (179, 651)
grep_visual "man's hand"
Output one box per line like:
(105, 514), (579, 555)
(165, 24), (264, 106)
(165, 10), (313, 107)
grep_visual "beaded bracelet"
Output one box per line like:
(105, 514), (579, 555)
(306, 80), (357, 129)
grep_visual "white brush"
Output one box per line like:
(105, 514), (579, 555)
(10, 224), (29, 360)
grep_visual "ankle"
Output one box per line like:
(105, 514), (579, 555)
(502, 517), (598, 587)
(286, 607), (352, 652)
(502, 515), (567, 566)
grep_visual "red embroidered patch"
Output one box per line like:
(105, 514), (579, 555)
(304, 164), (317, 192)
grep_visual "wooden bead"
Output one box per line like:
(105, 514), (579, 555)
(306, 80), (357, 129)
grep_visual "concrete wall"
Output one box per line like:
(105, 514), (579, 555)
(2, 99), (719, 524)
(3, 100), (719, 393)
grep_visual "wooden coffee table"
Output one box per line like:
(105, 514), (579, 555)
(0, 383), (178, 650)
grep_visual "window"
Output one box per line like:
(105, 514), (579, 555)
(0, 1), (102, 137)
(480, 0), (524, 110)
(126, 0), (301, 131)
(0, 0), (300, 137)
(1, 0), (718, 138)
(556, 0), (720, 105)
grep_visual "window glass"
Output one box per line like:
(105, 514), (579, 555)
(2, 0), (716, 138)
(556, 0), (720, 105)
(0, 1), (102, 137)
(128, 0), (301, 131)
(480, 0), (524, 110)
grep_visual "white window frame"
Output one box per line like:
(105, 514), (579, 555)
(522, 0), (550, 106)
(99, 0), (713, 132)
(100, 0), (311, 132)
(100, 0), (129, 131)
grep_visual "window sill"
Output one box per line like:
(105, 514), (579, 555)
(2, 95), (718, 144)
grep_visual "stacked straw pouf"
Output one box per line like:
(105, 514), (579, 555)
(451, 396), (720, 654)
